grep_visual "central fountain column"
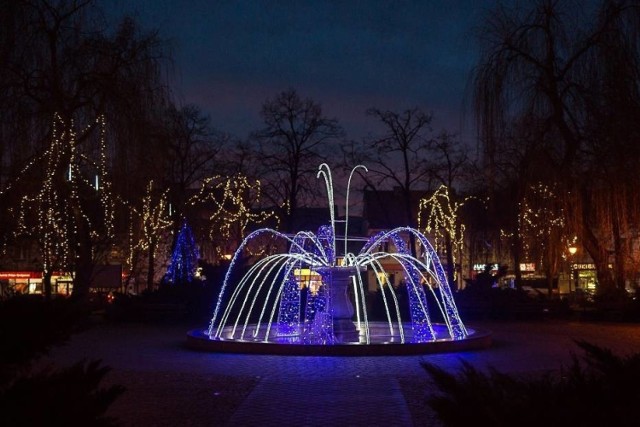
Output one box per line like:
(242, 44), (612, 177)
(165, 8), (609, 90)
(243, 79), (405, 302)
(319, 266), (360, 343)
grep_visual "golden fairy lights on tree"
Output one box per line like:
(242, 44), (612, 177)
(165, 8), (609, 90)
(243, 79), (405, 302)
(15, 114), (115, 299)
(126, 180), (173, 291)
(418, 185), (468, 287)
(519, 182), (567, 295)
(189, 174), (278, 260)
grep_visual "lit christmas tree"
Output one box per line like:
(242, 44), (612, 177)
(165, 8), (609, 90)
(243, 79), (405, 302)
(165, 220), (200, 285)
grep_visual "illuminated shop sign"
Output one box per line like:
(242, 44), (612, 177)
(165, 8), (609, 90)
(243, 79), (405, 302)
(520, 263), (536, 272)
(571, 263), (613, 270)
(472, 263), (499, 271)
(0, 271), (42, 279)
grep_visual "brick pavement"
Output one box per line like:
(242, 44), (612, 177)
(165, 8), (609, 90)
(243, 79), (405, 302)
(44, 319), (640, 426)
(227, 377), (412, 426)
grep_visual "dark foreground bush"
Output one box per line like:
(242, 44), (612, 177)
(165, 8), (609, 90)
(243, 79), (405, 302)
(0, 360), (124, 427)
(0, 295), (89, 370)
(422, 341), (640, 427)
(0, 295), (125, 426)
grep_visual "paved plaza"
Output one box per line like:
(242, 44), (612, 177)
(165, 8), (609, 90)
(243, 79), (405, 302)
(44, 318), (640, 426)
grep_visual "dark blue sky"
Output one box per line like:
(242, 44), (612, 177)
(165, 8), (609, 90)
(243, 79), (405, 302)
(105, 0), (503, 143)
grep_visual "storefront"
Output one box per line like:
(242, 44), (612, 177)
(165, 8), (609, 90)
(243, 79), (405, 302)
(0, 271), (74, 296)
(468, 262), (546, 291)
(470, 263), (500, 278)
(570, 263), (600, 293)
(0, 271), (42, 296)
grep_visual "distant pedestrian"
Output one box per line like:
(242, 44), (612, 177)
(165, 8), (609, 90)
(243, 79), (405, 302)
(474, 264), (495, 292)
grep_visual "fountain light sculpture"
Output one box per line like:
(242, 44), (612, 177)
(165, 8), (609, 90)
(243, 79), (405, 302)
(187, 164), (491, 355)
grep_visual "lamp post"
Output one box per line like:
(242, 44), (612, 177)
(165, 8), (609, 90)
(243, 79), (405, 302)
(568, 246), (577, 294)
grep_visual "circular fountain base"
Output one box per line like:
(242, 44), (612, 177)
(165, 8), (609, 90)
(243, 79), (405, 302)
(186, 322), (492, 356)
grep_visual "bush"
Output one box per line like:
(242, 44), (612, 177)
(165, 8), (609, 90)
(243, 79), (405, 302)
(106, 280), (216, 322)
(578, 287), (640, 321)
(0, 295), (124, 426)
(0, 295), (89, 377)
(454, 287), (546, 320)
(0, 360), (124, 427)
(422, 341), (640, 427)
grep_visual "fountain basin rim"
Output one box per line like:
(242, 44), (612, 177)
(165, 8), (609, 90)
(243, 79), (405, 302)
(185, 323), (492, 356)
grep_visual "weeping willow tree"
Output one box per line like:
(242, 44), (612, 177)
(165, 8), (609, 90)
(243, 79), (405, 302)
(1, 0), (176, 300)
(15, 115), (115, 300)
(473, 0), (640, 293)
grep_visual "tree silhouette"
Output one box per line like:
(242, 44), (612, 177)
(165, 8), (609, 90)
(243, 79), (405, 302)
(252, 89), (344, 232)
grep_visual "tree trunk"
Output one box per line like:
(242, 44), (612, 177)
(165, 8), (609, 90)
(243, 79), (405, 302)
(147, 237), (156, 291)
(43, 270), (53, 301)
(403, 189), (417, 257)
(512, 225), (523, 290)
(444, 234), (455, 289)
(579, 184), (616, 293)
(581, 226), (615, 293)
(72, 221), (93, 303)
(546, 272), (554, 297)
(611, 196), (626, 290)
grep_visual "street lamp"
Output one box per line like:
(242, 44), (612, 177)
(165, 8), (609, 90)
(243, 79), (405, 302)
(568, 246), (577, 294)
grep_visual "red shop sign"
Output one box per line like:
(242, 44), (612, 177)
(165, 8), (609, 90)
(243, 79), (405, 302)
(0, 271), (43, 279)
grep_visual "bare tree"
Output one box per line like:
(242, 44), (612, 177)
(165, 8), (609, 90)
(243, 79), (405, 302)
(223, 139), (257, 177)
(429, 131), (470, 190)
(253, 89), (344, 232)
(360, 107), (435, 255)
(162, 104), (228, 220)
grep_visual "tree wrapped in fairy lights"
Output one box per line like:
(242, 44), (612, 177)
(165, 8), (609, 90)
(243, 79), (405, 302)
(519, 182), (567, 295)
(14, 114), (115, 299)
(188, 174), (278, 262)
(418, 185), (468, 288)
(165, 220), (200, 285)
(126, 180), (173, 291)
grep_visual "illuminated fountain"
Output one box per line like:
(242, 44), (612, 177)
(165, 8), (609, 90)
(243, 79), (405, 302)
(187, 164), (491, 355)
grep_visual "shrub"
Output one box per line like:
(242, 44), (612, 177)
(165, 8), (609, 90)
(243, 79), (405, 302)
(0, 295), (89, 379)
(0, 360), (124, 427)
(0, 295), (125, 426)
(422, 341), (640, 427)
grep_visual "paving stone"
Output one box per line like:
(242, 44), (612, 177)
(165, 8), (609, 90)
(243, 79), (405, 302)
(227, 376), (411, 426)
(41, 319), (640, 426)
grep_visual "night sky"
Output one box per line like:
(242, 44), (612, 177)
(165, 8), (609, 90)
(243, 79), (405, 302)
(104, 0), (505, 143)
